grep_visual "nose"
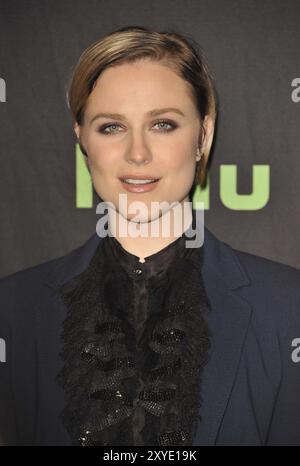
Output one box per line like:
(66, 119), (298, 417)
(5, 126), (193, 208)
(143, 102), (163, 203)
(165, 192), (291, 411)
(125, 134), (152, 166)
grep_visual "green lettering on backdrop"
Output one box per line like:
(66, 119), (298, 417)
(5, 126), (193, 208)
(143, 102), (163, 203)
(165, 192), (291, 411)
(220, 165), (270, 210)
(75, 145), (270, 210)
(76, 144), (93, 208)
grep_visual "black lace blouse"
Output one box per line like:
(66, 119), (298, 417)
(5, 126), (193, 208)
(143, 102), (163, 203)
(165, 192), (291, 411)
(57, 210), (212, 446)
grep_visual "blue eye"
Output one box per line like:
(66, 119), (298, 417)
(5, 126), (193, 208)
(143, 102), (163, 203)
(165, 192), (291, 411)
(153, 120), (176, 131)
(99, 123), (121, 134)
(98, 119), (176, 135)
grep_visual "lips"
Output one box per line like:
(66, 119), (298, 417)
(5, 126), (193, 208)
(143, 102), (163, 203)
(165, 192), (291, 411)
(118, 175), (161, 193)
(118, 174), (160, 181)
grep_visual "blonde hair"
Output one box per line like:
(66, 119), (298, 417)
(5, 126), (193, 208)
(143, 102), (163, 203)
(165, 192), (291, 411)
(67, 25), (218, 187)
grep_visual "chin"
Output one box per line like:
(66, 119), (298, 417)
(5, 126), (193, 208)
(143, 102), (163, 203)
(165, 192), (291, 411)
(127, 210), (157, 224)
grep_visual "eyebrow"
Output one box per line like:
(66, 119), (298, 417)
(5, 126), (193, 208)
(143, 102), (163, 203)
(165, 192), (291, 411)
(89, 107), (185, 125)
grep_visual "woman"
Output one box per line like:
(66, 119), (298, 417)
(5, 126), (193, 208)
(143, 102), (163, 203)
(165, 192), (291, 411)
(1, 25), (300, 446)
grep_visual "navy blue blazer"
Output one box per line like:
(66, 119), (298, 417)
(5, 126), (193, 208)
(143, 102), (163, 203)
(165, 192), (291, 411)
(1, 226), (300, 446)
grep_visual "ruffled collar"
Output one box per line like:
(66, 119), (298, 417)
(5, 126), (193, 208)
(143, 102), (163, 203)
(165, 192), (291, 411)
(104, 229), (193, 280)
(56, 214), (212, 446)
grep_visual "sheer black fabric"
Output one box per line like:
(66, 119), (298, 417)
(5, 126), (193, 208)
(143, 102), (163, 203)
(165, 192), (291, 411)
(56, 211), (212, 446)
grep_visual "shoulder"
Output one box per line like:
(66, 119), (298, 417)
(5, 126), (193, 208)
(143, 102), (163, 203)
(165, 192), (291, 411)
(205, 224), (300, 339)
(0, 232), (101, 329)
(227, 243), (300, 340)
(0, 240), (87, 329)
(205, 226), (300, 299)
(232, 244), (300, 307)
(233, 245), (300, 290)
(0, 250), (68, 299)
(204, 226), (300, 295)
(208, 238), (300, 392)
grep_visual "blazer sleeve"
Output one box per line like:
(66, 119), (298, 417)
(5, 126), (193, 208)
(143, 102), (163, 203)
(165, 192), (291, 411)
(0, 275), (20, 445)
(266, 289), (300, 445)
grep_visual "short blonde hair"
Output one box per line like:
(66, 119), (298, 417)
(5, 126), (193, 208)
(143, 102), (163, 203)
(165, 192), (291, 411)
(67, 25), (218, 187)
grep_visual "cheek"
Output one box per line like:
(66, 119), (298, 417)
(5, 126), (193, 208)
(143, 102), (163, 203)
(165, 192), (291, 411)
(84, 134), (110, 165)
(166, 144), (195, 172)
(87, 148), (117, 177)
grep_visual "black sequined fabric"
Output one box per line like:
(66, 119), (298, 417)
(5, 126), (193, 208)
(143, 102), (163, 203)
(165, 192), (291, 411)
(56, 211), (212, 446)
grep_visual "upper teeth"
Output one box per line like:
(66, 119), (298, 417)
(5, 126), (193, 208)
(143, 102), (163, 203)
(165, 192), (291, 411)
(123, 178), (156, 184)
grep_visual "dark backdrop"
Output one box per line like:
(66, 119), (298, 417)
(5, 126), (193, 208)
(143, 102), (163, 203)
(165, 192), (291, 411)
(0, 0), (299, 277)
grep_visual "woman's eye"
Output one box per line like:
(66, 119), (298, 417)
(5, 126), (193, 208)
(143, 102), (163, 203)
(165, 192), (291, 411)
(98, 120), (176, 135)
(152, 120), (176, 131)
(99, 123), (122, 135)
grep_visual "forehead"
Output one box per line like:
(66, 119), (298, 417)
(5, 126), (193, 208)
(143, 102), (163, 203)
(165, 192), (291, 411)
(85, 60), (196, 115)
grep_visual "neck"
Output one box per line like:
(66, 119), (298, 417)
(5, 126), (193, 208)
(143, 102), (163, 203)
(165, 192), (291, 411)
(106, 200), (193, 262)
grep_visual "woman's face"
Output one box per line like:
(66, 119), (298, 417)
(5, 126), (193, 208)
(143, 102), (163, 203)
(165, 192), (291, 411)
(75, 59), (211, 223)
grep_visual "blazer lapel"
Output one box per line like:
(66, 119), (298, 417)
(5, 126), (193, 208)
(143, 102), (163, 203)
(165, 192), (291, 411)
(36, 224), (252, 446)
(193, 227), (253, 445)
(34, 234), (102, 445)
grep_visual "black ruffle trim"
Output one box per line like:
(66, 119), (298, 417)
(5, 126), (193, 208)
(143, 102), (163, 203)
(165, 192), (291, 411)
(56, 238), (212, 446)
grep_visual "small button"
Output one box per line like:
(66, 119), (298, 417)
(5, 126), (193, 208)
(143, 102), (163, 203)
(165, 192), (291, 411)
(133, 267), (143, 275)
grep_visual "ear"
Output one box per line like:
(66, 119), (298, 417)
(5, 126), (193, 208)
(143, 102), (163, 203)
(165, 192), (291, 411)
(74, 122), (80, 140)
(200, 115), (215, 156)
(74, 123), (89, 160)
